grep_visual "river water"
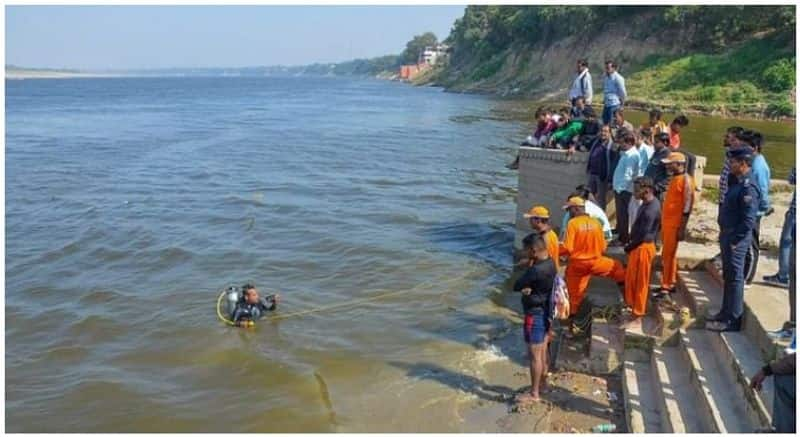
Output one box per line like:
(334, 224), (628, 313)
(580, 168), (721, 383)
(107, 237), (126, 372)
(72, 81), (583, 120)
(4, 77), (794, 432)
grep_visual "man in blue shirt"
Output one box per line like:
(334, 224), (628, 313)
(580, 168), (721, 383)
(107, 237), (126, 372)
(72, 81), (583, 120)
(612, 132), (640, 245)
(707, 149), (760, 332)
(602, 60), (626, 125)
(744, 131), (772, 285)
(764, 166), (795, 289)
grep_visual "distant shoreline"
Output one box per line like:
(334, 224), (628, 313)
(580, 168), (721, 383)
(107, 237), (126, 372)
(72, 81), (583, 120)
(6, 69), (117, 80)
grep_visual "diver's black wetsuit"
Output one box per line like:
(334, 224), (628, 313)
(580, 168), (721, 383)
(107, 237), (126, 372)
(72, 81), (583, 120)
(231, 296), (278, 322)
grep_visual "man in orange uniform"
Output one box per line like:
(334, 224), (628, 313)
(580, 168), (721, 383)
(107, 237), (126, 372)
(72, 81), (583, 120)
(623, 177), (661, 329)
(559, 197), (626, 323)
(656, 152), (695, 299)
(523, 205), (560, 270)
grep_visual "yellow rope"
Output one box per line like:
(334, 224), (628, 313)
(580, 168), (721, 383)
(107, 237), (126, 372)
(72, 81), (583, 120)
(215, 290), (237, 326)
(266, 274), (470, 322)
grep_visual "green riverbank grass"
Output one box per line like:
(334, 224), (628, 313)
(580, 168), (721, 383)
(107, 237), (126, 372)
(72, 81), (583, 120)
(627, 36), (795, 118)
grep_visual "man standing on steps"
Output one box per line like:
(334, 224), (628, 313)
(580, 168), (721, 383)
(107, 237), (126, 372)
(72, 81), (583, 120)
(644, 132), (671, 202)
(707, 148), (760, 332)
(611, 132), (640, 246)
(623, 177), (660, 330)
(568, 59), (593, 109)
(750, 345), (795, 433)
(559, 196), (626, 333)
(586, 124), (617, 212)
(744, 131), (772, 285)
(654, 152), (694, 301)
(764, 166), (795, 289)
(601, 60), (626, 125)
(711, 126), (747, 269)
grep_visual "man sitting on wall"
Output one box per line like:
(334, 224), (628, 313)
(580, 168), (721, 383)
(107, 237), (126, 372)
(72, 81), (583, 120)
(549, 112), (584, 150)
(507, 108), (557, 170)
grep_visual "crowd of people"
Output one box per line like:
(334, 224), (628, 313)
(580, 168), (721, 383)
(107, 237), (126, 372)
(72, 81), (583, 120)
(508, 58), (795, 432)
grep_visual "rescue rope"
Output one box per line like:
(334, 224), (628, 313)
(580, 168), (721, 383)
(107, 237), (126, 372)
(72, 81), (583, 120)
(266, 274), (471, 321)
(570, 304), (624, 332)
(216, 272), (476, 325)
(216, 290), (237, 326)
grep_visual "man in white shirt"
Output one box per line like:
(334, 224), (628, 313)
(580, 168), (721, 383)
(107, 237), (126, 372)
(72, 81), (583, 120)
(568, 59), (593, 107)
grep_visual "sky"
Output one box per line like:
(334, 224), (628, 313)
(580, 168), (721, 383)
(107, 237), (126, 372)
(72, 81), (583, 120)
(5, 5), (465, 70)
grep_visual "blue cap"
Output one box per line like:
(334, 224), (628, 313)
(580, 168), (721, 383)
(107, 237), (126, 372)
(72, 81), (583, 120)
(727, 147), (754, 160)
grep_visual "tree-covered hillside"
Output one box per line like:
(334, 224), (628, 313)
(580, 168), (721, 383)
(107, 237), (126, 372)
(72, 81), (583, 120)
(429, 5), (796, 117)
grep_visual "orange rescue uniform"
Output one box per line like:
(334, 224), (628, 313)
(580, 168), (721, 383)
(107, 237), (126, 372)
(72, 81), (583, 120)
(661, 173), (695, 290)
(543, 229), (560, 270)
(625, 242), (656, 316)
(559, 215), (626, 315)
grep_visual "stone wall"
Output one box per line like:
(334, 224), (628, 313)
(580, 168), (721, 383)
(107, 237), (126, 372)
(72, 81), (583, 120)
(514, 146), (706, 252)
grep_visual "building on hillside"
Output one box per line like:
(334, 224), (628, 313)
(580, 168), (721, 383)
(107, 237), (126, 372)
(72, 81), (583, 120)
(419, 44), (450, 66)
(398, 44), (449, 81)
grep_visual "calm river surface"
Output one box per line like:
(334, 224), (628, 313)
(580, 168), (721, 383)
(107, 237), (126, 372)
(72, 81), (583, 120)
(5, 76), (794, 432)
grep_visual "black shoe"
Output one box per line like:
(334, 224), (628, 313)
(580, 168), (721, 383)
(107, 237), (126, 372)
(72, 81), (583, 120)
(705, 312), (725, 322)
(706, 318), (742, 332)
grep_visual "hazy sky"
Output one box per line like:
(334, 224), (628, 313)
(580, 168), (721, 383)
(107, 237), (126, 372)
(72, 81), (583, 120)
(6, 5), (465, 70)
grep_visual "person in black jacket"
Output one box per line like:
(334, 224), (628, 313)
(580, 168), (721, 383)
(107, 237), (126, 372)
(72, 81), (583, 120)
(576, 106), (601, 151)
(231, 284), (279, 327)
(623, 177), (661, 330)
(586, 124), (618, 210)
(514, 233), (557, 403)
(644, 132), (671, 201)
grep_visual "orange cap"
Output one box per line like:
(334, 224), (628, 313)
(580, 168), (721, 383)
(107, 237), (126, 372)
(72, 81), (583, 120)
(524, 205), (550, 219)
(562, 196), (586, 209)
(661, 152), (686, 164)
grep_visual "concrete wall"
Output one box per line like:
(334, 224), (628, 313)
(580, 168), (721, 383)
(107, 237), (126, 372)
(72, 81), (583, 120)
(514, 146), (707, 251)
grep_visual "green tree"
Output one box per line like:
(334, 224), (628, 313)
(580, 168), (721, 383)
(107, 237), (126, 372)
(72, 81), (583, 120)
(401, 32), (439, 64)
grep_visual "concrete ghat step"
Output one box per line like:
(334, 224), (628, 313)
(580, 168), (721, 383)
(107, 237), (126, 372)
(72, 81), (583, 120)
(710, 331), (774, 428)
(622, 357), (662, 433)
(678, 328), (759, 433)
(589, 317), (624, 374)
(702, 261), (791, 360)
(676, 269), (722, 321)
(650, 345), (706, 432)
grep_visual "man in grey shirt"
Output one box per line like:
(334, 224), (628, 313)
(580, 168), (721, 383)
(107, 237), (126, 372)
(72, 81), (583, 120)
(569, 59), (593, 107)
(602, 60), (627, 125)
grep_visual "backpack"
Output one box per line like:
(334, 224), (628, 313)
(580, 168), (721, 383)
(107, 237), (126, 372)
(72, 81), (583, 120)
(550, 274), (570, 320)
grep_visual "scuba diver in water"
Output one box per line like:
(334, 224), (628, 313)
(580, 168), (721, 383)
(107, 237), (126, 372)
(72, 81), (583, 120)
(230, 283), (280, 327)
